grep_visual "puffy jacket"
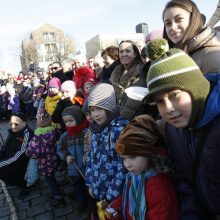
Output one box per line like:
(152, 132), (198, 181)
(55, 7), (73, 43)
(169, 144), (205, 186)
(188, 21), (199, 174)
(165, 73), (220, 219)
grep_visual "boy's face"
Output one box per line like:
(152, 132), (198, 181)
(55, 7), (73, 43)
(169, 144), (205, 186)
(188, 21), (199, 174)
(121, 155), (148, 174)
(153, 89), (192, 128)
(62, 115), (77, 127)
(90, 106), (107, 125)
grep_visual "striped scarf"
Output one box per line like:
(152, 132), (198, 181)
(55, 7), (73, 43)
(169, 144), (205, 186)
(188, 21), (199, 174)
(122, 169), (157, 220)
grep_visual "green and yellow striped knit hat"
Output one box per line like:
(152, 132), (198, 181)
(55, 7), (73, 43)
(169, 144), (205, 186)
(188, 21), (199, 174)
(143, 38), (210, 127)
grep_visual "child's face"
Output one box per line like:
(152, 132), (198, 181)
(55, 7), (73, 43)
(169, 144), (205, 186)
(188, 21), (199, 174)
(62, 90), (75, 100)
(86, 112), (93, 124)
(90, 106), (107, 125)
(49, 87), (59, 95)
(121, 155), (148, 174)
(62, 115), (77, 127)
(153, 89), (192, 128)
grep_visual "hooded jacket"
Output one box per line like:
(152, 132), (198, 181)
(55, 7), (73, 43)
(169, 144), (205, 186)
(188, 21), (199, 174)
(188, 27), (220, 75)
(165, 73), (220, 219)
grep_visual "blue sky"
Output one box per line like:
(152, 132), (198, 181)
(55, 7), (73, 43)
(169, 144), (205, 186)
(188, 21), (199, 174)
(0, 0), (217, 73)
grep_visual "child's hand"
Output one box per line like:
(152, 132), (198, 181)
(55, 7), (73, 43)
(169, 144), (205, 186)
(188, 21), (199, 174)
(66, 155), (74, 164)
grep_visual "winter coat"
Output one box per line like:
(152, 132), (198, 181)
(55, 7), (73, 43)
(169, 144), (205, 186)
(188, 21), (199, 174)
(108, 173), (179, 220)
(110, 63), (146, 120)
(0, 93), (9, 113)
(56, 130), (85, 177)
(8, 95), (20, 113)
(51, 70), (69, 83)
(100, 60), (120, 84)
(51, 96), (84, 132)
(165, 73), (220, 219)
(19, 86), (33, 103)
(85, 116), (128, 202)
(45, 93), (62, 115)
(0, 126), (34, 187)
(73, 66), (96, 97)
(188, 26), (220, 75)
(26, 126), (59, 176)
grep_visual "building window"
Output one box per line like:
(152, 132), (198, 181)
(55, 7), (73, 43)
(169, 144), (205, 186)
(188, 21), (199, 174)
(45, 44), (51, 53)
(43, 32), (55, 42)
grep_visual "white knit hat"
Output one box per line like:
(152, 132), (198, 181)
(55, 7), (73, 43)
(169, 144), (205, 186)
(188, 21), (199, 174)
(88, 83), (116, 112)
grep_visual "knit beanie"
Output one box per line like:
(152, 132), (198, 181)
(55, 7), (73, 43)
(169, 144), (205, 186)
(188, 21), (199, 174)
(62, 105), (83, 125)
(35, 85), (46, 94)
(143, 38), (210, 127)
(115, 115), (161, 156)
(49, 77), (61, 89)
(61, 80), (77, 95)
(12, 112), (27, 122)
(88, 83), (116, 112)
(36, 107), (51, 127)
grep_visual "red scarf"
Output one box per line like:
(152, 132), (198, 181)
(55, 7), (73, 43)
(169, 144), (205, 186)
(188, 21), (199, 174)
(65, 118), (89, 136)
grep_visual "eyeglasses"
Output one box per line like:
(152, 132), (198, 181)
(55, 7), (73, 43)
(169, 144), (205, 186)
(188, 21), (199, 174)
(50, 67), (60, 71)
(9, 122), (19, 127)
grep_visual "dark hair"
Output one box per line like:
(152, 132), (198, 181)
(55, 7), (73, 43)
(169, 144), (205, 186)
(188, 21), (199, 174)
(162, 0), (203, 52)
(118, 40), (143, 66)
(101, 46), (118, 60)
(141, 46), (148, 59)
(51, 62), (62, 68)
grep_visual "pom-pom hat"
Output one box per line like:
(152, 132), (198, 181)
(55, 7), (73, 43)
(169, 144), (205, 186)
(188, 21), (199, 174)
(143, 38), (210, 104)
(143, 38), (210, 127)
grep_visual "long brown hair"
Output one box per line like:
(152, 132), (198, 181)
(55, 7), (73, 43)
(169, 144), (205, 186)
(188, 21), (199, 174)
(162, 0), (203, 52)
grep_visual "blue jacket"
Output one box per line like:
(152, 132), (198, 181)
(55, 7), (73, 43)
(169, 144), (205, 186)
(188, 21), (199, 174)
(85, 116), (128, 202)
(165, 73), (220, 220)
(56, 130), (85, 177)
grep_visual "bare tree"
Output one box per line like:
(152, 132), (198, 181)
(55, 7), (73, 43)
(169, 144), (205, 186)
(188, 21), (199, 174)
(47, 34), (75, 64)
(20, 39), (39, 73)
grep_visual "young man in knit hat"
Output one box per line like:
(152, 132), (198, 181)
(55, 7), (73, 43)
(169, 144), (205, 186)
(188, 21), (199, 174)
(56, 105), (89, 213)
(85, 83), (128, 213)
(143, 38), (220, 219)
(26, 106), (64, 208)
(106, 115), (179, 220)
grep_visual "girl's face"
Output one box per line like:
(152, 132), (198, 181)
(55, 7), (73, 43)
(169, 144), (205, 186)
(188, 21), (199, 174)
(62, 115), (77, 127)
(121, 155), (148, 174)
(163, 7), (191, 44)
(49, 87), (59, 95)
(153, 89), (192, 128)
(62, 90), (75, 100)
(119, 42), (136, 67)
(86, 112), (93, 124)
(90, 106), (107, 125)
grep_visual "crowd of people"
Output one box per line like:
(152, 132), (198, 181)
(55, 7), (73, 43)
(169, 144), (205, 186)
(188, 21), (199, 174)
(0, 0), (220, 219)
